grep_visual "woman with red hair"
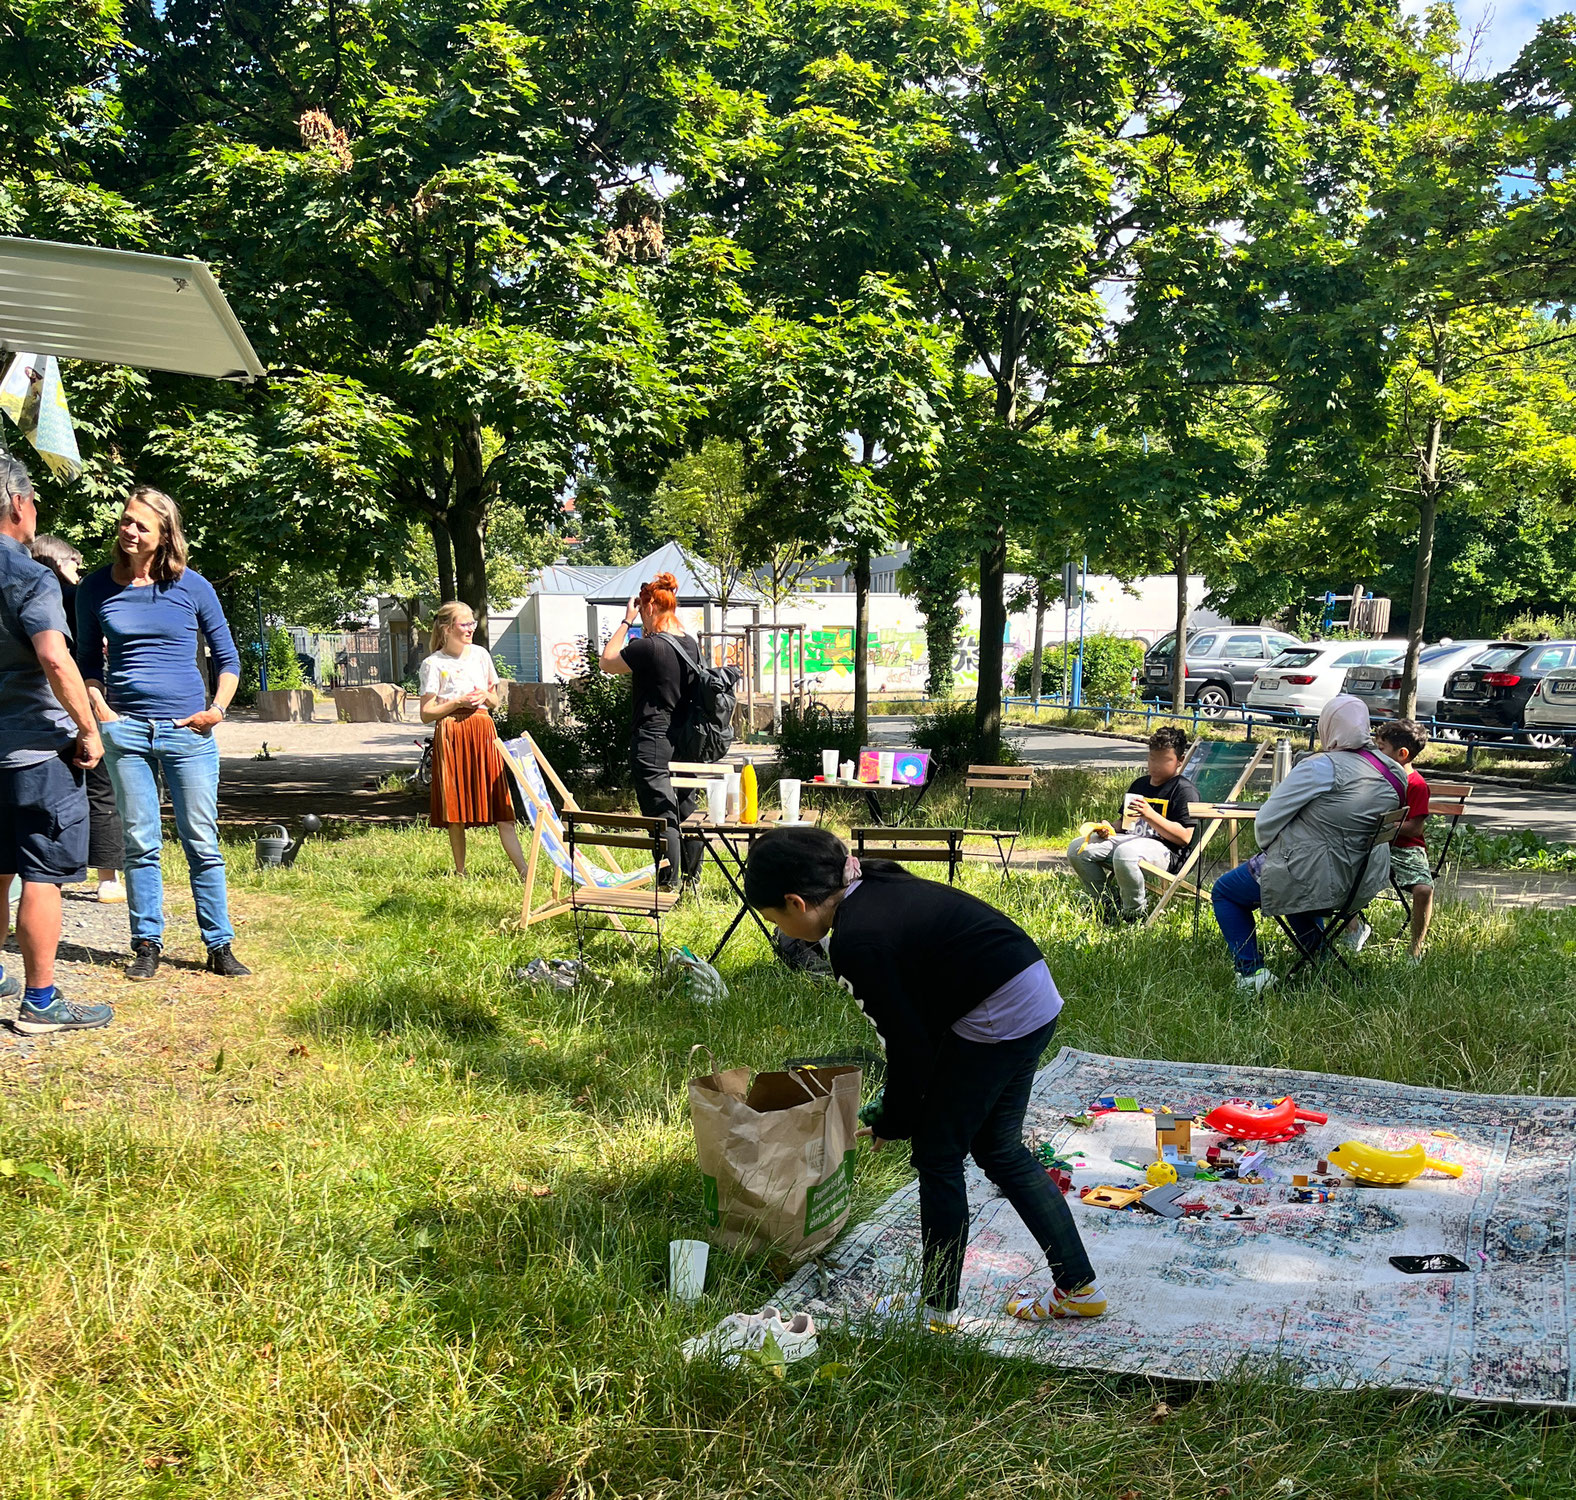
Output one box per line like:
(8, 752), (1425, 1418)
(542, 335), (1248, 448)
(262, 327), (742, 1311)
(598, 572), (702, 889)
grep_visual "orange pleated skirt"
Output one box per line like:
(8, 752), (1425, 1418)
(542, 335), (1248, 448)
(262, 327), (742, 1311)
(430, 710), (515, 828)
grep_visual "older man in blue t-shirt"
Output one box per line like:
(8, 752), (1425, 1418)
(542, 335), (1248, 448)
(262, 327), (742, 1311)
(0, 454), (113, 1033)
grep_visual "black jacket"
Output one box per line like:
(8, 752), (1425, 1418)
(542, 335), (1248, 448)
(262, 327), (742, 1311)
(828, 864), (1045, 1140)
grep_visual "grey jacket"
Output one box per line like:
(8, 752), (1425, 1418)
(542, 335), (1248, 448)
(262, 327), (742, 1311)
(1255, 747), (1406, 916)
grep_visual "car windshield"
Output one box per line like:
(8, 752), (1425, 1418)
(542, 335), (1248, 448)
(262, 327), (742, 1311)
(1270, 649), (1321, 668)
(1148, 636), (1176, 661)
(1418, 644), (1464, 664)
(1474, 645), (1526, 670)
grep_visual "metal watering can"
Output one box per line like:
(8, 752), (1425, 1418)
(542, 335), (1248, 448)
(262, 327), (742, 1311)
(255, 814), (322, 868)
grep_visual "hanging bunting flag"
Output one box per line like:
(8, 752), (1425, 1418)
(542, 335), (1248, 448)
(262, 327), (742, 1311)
(0, 353), (83, 481)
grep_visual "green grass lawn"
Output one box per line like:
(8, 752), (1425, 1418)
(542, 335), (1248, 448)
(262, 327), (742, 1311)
(5, 784), (1576, 1498)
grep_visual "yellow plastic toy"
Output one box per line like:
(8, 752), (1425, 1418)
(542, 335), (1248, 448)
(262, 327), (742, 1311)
(1146, 1160), (1178, 1186)
(740, 762), (759, 824)
(1327, 1140), (1465, 1186)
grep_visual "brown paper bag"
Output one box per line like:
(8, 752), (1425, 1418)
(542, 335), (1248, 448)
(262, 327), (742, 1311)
(687, 1047), (862, 1262)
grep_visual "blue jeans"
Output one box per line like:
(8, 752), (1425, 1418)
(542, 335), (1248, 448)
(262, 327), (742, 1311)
(909, 1020), (1095, 1313)
(101, 717), (234, 951)
(1212, 860), (1322, 975)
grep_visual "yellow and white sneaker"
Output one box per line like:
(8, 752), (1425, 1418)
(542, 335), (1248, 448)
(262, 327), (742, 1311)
(1006, 1280), (1107, 1321)
(871, 1291), (963, 1334)
(97, 879), (126, 905)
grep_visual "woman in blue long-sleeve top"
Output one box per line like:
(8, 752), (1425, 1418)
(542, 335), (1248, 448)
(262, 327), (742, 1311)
(76, 487), (250, 982)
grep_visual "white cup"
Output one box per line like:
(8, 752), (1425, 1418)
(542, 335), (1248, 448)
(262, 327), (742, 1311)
(878, 751), (895, 785)
(669, 1238), (709, 1301)
(725, 770), (742, 819)
(779, 778), (802, 823)
(821, 749), (839, 781)
(705, 779), (727, 824)
(840, 759), (855, 782)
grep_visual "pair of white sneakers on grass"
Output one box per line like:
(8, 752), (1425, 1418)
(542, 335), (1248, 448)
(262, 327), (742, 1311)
(681, 1306), (818, 1366)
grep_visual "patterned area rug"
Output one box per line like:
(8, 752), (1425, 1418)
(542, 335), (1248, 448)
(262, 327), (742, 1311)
(777, 1048), (1576, 1406)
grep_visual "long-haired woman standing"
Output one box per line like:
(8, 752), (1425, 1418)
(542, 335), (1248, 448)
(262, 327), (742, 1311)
(75, 486), (247, 981)
(597, 571), (702, 889)
(418, 601), (528, 880)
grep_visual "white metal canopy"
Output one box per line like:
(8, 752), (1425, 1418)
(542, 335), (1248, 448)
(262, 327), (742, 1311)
(0, 236), (266, 382)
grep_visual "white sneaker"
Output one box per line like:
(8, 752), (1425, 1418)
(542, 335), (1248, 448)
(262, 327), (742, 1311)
(681, 1308), (819, 1366)
(1234, 968), (1276, 995)
(1340, 917), (1372, 953)
(869, 1291), (961, 1333)
(96, 879), (126, 905)
(681, 1312), (769, 1363)
(761, 1306), (819, 1363)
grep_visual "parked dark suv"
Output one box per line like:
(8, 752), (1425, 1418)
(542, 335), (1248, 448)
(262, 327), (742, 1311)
(1142, 627), (1306, 717)
(1436, 640), (1576, 745)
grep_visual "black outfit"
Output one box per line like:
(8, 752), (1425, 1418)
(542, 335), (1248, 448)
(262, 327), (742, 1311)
(1122, 772), (1200, 872)
(622, 631), (703, 888)
(829, 866), (1095, 1312)
(56, 577), (125, 874)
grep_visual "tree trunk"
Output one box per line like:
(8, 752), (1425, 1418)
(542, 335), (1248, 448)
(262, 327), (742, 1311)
(1400, 417), (1443, 719)
(974, 528), (1008, 757)
(449, 419), (491, 645)
(974, 332), (1019, 761)
(430, 518), (457, 605)
(1172, 536), (1190, 715)
(1029, 580), (1045, 708)
(853, 541), (871, 744)
(403, 595), (421, 679)
(449, 502), (489, 646)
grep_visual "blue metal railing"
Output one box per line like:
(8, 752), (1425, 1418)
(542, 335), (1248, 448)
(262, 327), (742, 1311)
(1001, 694), (1576, 771)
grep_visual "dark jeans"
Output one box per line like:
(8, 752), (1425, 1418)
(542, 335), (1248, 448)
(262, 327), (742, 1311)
(86, 760), (125, 871)
(1211, 861), (1324, 975)
(631, 756), (702, 888)
(909, 1019), (1095, 1314)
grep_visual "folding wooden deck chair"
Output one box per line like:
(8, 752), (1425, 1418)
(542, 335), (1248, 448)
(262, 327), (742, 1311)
(961, 765), (1035, 882)
(852, 825), (966, 884)
(563, 811), (679, 968)
(1276, 806), (1408, 983)
(497, 735), (656, 929)
(1140, 737), (1271, 926)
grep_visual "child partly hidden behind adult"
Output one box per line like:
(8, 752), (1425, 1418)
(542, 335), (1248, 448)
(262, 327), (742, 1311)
(1372, 719), (1434, 964)
(1065, 726), (1199, 923)
(743, 827), (1103, 1331)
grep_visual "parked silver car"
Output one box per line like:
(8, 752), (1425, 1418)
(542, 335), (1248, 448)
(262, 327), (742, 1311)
(1340, 640), (1521, 723)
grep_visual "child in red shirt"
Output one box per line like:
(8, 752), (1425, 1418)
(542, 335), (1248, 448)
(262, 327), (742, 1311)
(1375, 720), (1432, 963)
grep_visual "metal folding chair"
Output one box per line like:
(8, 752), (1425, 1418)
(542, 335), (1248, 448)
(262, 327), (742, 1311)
(961, 764), (1034, 883)
(563, 810), (680, 969)
(851, 825), (965, 884)
(1275, 806), (1407, 983)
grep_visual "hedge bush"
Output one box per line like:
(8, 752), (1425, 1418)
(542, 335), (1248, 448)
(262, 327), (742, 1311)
(1011, 634), (1145, 705)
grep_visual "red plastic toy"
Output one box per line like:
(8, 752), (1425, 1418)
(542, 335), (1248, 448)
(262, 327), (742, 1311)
(1202, 1098), (1328, 1143)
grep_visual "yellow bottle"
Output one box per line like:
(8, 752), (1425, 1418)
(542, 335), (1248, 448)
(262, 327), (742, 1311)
(740, 762), (759, 824)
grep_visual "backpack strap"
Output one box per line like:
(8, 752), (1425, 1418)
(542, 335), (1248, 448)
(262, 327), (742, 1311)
(657, 631), (699, 679)
(1356, 748), (1408, 806)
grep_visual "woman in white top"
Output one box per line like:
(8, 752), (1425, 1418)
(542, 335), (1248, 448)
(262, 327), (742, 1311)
(418, 602), (527, 879)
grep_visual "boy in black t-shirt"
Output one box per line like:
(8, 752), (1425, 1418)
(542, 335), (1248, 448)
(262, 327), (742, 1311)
(1065, 726), (1199, 922)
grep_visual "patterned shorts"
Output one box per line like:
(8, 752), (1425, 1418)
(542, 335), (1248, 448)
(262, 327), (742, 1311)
(1389, 844), (1432, 890)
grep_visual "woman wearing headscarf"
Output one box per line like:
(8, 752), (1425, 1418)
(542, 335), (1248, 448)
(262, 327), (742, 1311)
(1212, 695), (1408, 993)
(597, 571), (703, 890)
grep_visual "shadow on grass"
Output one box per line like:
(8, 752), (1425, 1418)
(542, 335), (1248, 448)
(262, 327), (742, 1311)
(300, 975), (503, 1041)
